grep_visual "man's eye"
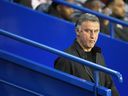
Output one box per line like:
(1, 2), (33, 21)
(84, 29), (90, 32)
(94, 30), (99, 33)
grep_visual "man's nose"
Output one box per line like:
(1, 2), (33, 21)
(90, 32), (95, 39)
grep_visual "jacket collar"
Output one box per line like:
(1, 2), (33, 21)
(72, 40), (101, 58)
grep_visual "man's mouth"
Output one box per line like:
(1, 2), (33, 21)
(90, 40), (95, 43)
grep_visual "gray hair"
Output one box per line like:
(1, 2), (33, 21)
(75, 13), (100, 29)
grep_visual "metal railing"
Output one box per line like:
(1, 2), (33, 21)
(0, 29), (123, 96)
(53, 0), (128, 38)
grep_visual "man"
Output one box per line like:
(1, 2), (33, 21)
(54, 13), (119, 96)
(47, 0), (75, 21)
(101, 0), (128, 42)
(83, 0), (104, 12)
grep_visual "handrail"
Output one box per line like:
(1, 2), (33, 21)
(53, 0), (128, 27)
(0, 29), (123, 83)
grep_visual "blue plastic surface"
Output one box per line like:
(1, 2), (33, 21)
(0, 0), (128, 96)
(0, 50), (111, 96)
(0, 0), (75, 67)
(0, 29), (123, 83)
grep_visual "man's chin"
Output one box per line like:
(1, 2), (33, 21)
(88, 45), (95, 49)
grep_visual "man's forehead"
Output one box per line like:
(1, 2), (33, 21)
(80, 21), (100, 29)
(81, 20), (100, 25)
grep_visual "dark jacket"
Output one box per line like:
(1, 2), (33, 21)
(54, 40), (119, 96)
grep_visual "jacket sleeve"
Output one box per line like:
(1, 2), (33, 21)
(98, 53), (119, 96)
(54, 57), (73, 74)
(105, 74), (120, 96)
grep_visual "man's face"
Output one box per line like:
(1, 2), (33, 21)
(57, 0), (75, 20)
(59, 5), (74, 20)
(76, 21), (100, 50)
(111, 0), (125, 18)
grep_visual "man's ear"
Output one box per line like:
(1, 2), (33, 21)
(76, 27), (80, 36)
